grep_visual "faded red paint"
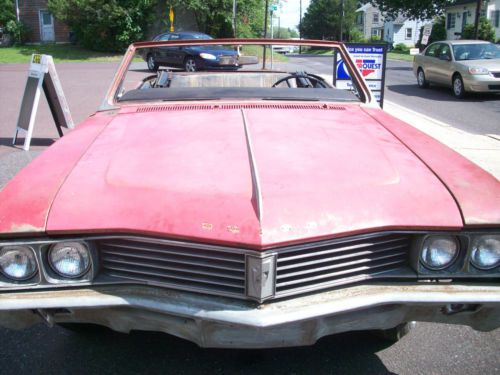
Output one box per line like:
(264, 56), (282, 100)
(0, 113), (114, 236)
(36, 104), (463, 248)
(363, 108), (500, 227)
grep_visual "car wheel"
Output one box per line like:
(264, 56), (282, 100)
(147, 54), (159, 72)
(452, 74), (466, 99)
(372, 321), (416, 342)
(417, 68), (429, 88)
(184, 56), (197, 72)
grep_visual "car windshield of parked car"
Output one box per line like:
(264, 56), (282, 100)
(116, 41), (363, 104)
(453, 43), (500, 61)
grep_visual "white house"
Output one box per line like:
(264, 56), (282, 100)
(355, 3), (385, 40)
(445, 0), (500, 40)
(384, 15), (430, 47)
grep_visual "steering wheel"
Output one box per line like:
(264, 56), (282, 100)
(272, 72), (329, 88)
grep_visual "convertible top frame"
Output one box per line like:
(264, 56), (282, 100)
(100, 38), (375, 110)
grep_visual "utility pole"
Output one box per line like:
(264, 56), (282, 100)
(299, 0), (302, 54)
(263, 0), (269, 69)
(340, 0), (344, 41)
(232, 0), (237, 38)
(473, 0), (482, 39)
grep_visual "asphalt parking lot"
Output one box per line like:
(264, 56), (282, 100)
(0, 60), (499, 375)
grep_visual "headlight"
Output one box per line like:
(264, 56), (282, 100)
(49, 242), (91, 278)
(199, 53), (216, 60)
(470, 235), (500, 270)
(468, 66), (489, 75)
(420, 235), (459, 270)
(0, 246), (37, 280)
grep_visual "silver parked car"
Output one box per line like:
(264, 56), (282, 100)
(413, 40), (500, 98)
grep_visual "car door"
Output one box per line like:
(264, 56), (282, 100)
(421, 43), (442, 83)
(433, 43), (453, 85)
(166, 33), (184, 66)
(154, 33), (171, 64)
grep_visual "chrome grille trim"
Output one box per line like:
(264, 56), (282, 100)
(274, 234), (411, 297)
(99, 238), (246, 297)
(96, 232), (414, 301)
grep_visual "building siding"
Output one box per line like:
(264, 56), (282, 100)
(18, 0), (70, 43)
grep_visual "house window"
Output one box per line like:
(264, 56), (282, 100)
(373, 13), (379, 23)
(491, 10), (500, 27)
(406, 28), (412, 39)
(447, 13), (456, 29)
(371, 28), (381, 37)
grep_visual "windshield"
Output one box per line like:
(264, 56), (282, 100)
(106, 40), (372, 107)
(453, 43), (500, 61)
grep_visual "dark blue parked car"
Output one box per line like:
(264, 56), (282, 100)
(144, 31), (239, 72)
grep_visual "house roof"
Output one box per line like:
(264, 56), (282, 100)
(356, 3), (372, 12)
(392, 15), (407, 25)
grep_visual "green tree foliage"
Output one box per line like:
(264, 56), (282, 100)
(416, 16), (446, 48)
(461, 17), (495, 42)
(273, 27), (299, 39)
(300, 0), (357, 40)
(170, 0), (260, 38)
(0, 0), (15, 27)
(47, 0), (156, 52)
(371, 0), (451, 20)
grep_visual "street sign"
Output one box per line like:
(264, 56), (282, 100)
(269, 4), (278, 11)
(13, 54), (73, 151)
(333, 44), (387, 107)
(421, 23), (433, 46)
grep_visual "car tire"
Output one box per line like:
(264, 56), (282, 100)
(452, 74), (466, 99)
(147, 54), (159, 72)
(417, 68), (429, 88)
(372, 321), (416, 342)
(184, 56), (197, 72)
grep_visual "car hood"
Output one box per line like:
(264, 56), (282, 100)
(44, 104), (462, 248)
(457, 58), (500, 70)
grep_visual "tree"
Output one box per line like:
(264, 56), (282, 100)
(300, 0), (357, 41)
(0, 0), (15, 27)
(48, 0), (156, 52)
(371, 0), (451, 20)
(462, 17), (495, 42)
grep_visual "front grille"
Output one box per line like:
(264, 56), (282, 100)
(488, 85), (500, 90)
(274, 234), (411, 298)
(491, 72), (500, 78)
(99, 238), (246, 298)
(97, 233), (413, 301)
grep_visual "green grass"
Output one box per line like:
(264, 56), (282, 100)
(0, 44), (126, 64)
(387, 51), (414, 62)
(301, 48), (334, 55)
(240, 45), (289, 63)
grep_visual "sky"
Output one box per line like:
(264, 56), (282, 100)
(273, 0), (312, 30)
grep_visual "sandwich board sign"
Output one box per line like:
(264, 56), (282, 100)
(333, 43), (387, 107)
(13, 54), (73, 151)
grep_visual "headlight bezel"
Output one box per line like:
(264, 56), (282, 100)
(47, 241), (92, 279)
(419, 234), (460, 271)
(0, 245), (39, 281)
(468, 66), (489, 75)
(469, 235), (500, 271)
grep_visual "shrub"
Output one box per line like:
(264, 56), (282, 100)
(48, 0), (156, 52)
(5, 20), (30, 45)
(461, 17), (495, 42)
(394, 43), (409, 52)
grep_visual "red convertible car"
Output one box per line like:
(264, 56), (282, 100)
(0, 39), (498, 348)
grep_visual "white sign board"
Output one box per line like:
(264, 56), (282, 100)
(421, 23), (433, 46)
(334, 44), (387, 107)
(14, 54), (73, 151)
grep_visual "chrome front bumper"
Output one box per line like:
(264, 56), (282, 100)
(0, 283), (499, 348)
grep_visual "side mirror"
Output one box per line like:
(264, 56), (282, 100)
(439, 54), (451, 61)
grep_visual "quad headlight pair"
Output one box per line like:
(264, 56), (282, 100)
(420, 235), (500, 271)
(0, 242), (91, 281)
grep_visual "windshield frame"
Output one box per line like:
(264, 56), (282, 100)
(101, 38), (375, 110)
